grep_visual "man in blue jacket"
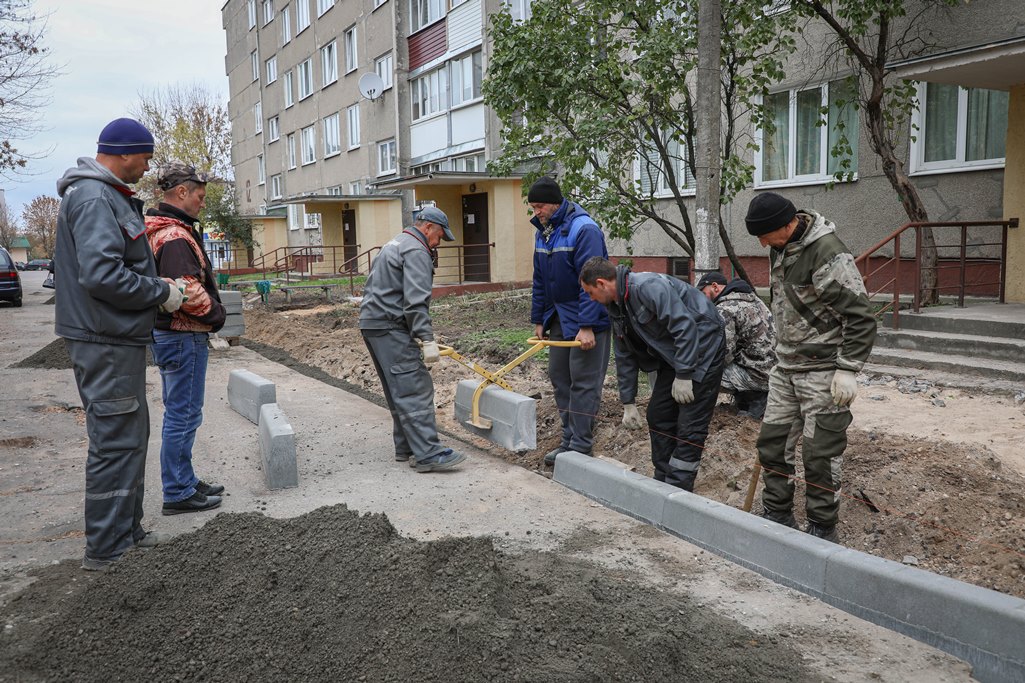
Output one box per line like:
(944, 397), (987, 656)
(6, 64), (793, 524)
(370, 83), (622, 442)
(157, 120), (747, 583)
(528, 177), (611, 466)
(580, 257), (725, 491)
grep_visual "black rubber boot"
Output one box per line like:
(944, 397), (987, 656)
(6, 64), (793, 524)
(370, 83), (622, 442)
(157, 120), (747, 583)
(806, 521), (838, 543)
(761, 509), (798, 529)
(744, 391), (768, 420)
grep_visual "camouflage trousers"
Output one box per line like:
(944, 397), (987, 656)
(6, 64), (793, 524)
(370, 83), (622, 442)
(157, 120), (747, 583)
(756, 366), (852, 527)
(720, 363), (769, 393)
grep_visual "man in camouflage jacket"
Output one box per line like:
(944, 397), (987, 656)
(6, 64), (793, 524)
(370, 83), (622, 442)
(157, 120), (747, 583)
(745, 192), (876, 543)
(697, 271), (776, 418)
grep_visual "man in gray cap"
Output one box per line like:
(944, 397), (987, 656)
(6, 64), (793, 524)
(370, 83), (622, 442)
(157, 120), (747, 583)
(745, 192), (876, 542)
(55, 118), (185, 571)
(359, 206), (467, 472)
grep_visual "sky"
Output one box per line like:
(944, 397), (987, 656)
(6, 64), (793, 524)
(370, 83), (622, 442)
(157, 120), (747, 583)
(3, 0), (229, 219)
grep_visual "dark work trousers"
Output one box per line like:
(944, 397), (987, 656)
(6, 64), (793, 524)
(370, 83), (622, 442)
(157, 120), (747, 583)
(66, 339), (150, 562)
(646, 349), (725, 491)
(547, 317), (611, 454)
(361, 328), (445, 462)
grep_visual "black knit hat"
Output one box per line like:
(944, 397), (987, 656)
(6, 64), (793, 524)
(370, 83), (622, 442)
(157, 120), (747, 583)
(527, 176), (563, 204)
(745, 192), (797, 236)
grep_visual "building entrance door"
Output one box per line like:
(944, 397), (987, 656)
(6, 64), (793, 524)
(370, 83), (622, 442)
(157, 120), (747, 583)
(342, 209), (358, 272)
(461, 193), (490, 282)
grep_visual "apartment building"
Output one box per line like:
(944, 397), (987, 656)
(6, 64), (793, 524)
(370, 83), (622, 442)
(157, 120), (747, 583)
(221, 0), (535, 283)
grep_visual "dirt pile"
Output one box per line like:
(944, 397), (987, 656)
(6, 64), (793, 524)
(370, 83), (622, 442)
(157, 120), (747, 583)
(10, 338), (156, 370)
(0, 505), (813, 683)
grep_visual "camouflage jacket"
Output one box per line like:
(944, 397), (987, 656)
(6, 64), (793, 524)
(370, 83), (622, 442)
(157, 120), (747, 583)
(769, 211), (876, 372)
(713, 279), (776, 383)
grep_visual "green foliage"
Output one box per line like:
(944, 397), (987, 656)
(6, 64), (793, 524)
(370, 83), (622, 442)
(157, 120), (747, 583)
(484, 0), (797, 260)
(206, 189), (257, 250)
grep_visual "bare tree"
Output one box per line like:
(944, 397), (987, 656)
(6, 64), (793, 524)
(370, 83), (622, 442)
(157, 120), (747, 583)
(21, 194), (57, 258)
(0, 0), (56, 176)
(0, 201), (19, 248)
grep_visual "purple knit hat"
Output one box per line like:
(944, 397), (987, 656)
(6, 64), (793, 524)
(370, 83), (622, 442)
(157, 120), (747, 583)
(97, 118), (155, 155)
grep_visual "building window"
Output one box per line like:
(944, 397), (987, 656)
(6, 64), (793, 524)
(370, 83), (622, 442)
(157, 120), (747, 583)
(250, 50), (259, 81)
(257, 154), (265, 184)
(757, 78), (859, 185)
(450, 50), (482, 107)
(347, 104), (360, 148)
(348, 180), (363, 194)
(298, 58), (313, 99)
(288, 203), (304, 230)
(266, 56), (278, 84)
(247, 0), (257, 29)
(321, 41), (338, 86)
(270, 174), (283, 199)
(375, 53), (394, 90)
(317, 0), (335, 15)
(283, 70), (295, 107)
(506, 0), (531, 21)
(281, 6), (291, 44)
(911, 83), (1008, 174)
(254, 102), (263, 133)
(287, 132), (297, 169)
(344, 26), (358, 73)
(411, 67), (446, 120)
(410, 0), (444, 33)
(296, 0), (310, 31)
(263, 0), (274, 24)
(374, 0), (388, 7)
(323, 113), (341, 156)
(454, 153), (484, 172)
(637, 131), (694, 197)
(268, 116), (280, 141)
(377, 139), (397, 175)
(301, 125), (316, 165)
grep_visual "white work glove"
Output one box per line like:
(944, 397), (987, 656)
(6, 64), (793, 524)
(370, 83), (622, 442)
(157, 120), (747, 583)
(421, 340), (440, 365)
(622, 403), (644, 430)
(159, 279), (184, 313)
(671, 378), (694, 404)
(830, 369), (859, 407)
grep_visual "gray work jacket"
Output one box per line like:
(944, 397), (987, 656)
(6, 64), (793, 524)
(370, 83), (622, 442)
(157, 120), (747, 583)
(358, 228), (436, 341)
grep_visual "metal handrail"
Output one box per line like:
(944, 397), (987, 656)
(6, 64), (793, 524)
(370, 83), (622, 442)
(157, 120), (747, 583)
(854, 219), (1018, 329)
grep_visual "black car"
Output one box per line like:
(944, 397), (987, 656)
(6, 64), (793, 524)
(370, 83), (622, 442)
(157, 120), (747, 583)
(0, 247), (23, 307)
(23, 258), (53, 271)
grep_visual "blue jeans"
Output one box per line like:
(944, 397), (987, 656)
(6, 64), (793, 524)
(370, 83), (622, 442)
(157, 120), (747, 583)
(151, 331), (209, 503)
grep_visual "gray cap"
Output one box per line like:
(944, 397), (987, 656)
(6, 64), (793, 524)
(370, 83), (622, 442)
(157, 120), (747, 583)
(416, 206), (454, 241)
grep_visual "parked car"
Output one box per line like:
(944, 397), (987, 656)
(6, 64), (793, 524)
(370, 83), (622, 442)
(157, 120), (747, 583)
(14, 261), (25, 270)
(23, 258), (53, 271)
(0, 247), (23, 307)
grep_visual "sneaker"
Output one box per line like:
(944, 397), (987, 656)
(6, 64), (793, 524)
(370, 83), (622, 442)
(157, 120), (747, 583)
(136, 531), (174, 548)
(395, 453), (412, 463)
(543, 446), (567, 467)
(761, 509), (798, 529)
(414, 449), (467, 473)
(82, 555), (117, 572)
(195, 480), (225, 497)
(162, 491), (223, 516)
(806, 521), (838, 543)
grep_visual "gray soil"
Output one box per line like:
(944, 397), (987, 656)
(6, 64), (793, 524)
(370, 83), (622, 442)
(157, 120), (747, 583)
(0, 505), (814, 683)
(9, 337), (155, 370)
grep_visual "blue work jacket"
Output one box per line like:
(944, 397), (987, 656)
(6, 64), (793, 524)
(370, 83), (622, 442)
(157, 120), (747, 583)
(530, 200), (610, 338)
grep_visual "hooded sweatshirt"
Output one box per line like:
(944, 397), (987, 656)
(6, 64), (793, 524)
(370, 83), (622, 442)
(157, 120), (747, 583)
(54, 157), (169, 345)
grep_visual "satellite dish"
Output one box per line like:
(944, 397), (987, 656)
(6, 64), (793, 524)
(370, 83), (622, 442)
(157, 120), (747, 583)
(358, 72), (386, 101)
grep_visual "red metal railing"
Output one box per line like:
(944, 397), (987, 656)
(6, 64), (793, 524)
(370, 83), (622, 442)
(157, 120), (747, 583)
(854, 219), (1018, 329)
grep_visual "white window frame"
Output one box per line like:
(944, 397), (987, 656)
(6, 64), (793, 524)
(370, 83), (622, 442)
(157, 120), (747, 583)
(301, 125), (316, 165)
(910, 82), (1008, 175)
(506, 0), (531, 22)
(254, 102), (263, 134)
(634, 132), (695, 199)
(247, 0), (257, 29)
(374, 0), (388, 8)
(754, 78), (860, 188)
(270, 174), (283, 199)
(321, 41), (338, 86)
(317, 0), (335, 16)
(323, 113), (341, 157)
(375, 53), (394, 90)
(344, 26), (358, 73)
(410, 0), (444, 33)
(287, 132), (297, 169)
(450, 50), (482, 107)
(348, 180), (363, 194)
(377, 138), (397, 176)
(284, 70), (295, 107)
(347, 104), (360, 149)
(257, 154), (266, 184)
(411, 67), (447, 121)
(266, 56), (278, 84)
(281, 6), (292, 44)
(263, 0), (274, 25)
(268, 116), (280, 141)
(296, 0), (310, 32)
(288, 204), (304, 230)
(298, 58), (314, 100)
(250, 50), (259, 82)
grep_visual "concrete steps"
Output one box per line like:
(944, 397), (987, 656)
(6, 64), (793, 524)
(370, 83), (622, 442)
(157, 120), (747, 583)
(868, 347), (1025, 384)
(874, 328), (1025, 362)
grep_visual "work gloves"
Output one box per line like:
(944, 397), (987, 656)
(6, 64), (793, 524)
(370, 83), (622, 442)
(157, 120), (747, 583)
(622, 403), (644, 430)
(830, 369), (858, 407)
(671, 378), (694, 404)
(159, 278), (186, 314)
(421, 340), (440, 365)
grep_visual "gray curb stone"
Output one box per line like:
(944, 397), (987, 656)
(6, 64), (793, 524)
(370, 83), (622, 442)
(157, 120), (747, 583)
(553, 451), (1025, 683)
(454, 379), (536, 451)
(227, 369), (276, 424)
(258, 402), (298, 490)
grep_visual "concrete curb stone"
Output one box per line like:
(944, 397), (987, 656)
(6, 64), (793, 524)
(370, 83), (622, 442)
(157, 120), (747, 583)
(258, 402), (298, 490)
(454, 379), (536, 451)
(227, 369), (276, 424)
